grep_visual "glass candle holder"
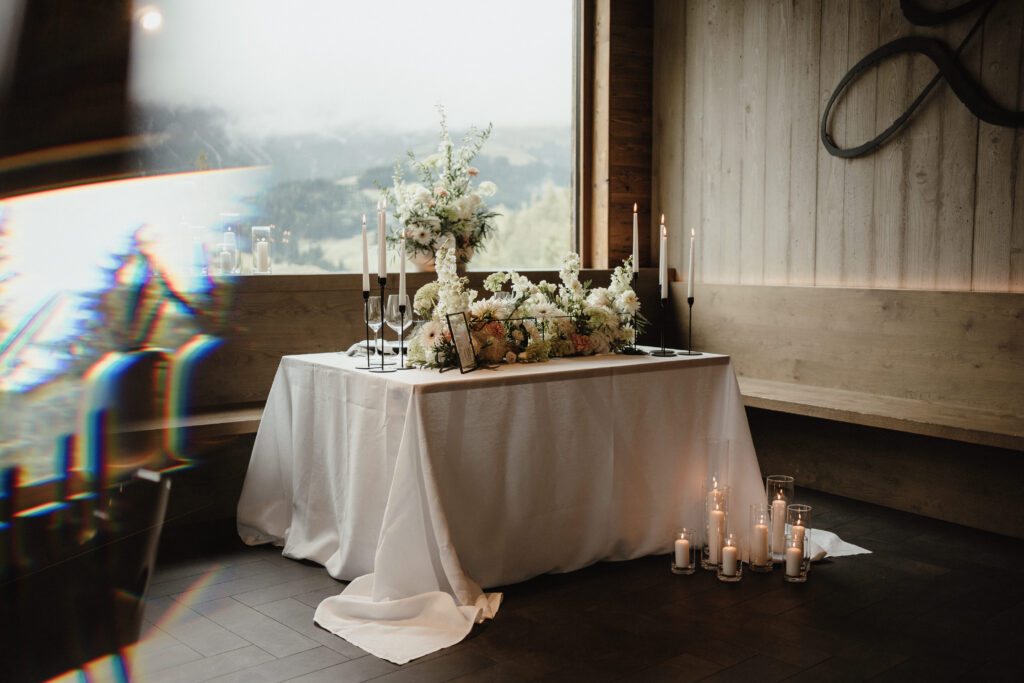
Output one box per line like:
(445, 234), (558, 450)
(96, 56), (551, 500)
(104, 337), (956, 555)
(215, 241), (233, 276)
(748, 502), (772, 572)
(717, 532), (743, 582)
(766, 475), (794, 561)
(222, 227), (240, 274)
(704, 438), (731, 494)
(671, 528), (697, 575)
(784, 504), (812, 582)
(251, 225), (272, 274)
(784, 532), (810, 582)
(702, 485), (729, 570)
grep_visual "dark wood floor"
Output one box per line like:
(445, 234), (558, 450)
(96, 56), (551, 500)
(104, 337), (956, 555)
(117, 488), (1023, 682)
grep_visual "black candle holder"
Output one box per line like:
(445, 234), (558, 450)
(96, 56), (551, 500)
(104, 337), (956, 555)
(616, 270), (648, 355)
(650, 296), (675, 357)
(678, 296), (702, 356)
(369, 276), (396, 374)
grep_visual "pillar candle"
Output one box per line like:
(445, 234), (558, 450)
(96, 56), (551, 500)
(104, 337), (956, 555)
(219, 249), (232, 274)
(632, 203), (639, 272)
(361, 215), (370, 292)
(792, 524), (806, 551)
(708, 507), (724, 564)
(659, 216), (668, 300)
(674, 537), (689, 568)
(721, 544), (738, 576)
(752, 523), (769, 565)
(771, 496), (786, 554)
(786, 545), (803, 577)
(255, 240), (270, 272)
(399, 232), (407, 302)
(687, 228), (695, 299)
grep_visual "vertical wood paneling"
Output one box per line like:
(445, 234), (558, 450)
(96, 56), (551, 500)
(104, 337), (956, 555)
(787, 0), (821, 285)
(653, 0), (1023, 293)
(607, 0), (653, 267)
(973, 0), (1023, 291)
(814, 0), (849, 286)
(763, 0), (791, 285)
(935, 2), (981, 290)
(740, 0), (767, 285)
(682, 0), (705, 286)
(652, 0), (685, 276)
(870, 0), (912, 288)
(704, 0), (743, 284)
(840, 0), (879, 287)
(1010, 13), (1024, 291)
(902, 0), (956, 289)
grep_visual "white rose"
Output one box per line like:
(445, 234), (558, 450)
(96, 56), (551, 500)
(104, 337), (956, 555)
(477, 181), (497, 197)
(453, 196), (476, 221)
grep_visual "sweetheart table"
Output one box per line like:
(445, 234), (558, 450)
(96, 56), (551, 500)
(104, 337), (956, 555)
(237, 350), (764, 663)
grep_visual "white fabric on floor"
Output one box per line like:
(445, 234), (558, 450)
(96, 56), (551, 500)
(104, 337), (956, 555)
(808, 528), (871, 561)
(238, 351), (765, 664)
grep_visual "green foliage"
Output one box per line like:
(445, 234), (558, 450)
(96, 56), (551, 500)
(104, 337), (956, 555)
(471, 183), (572, 270)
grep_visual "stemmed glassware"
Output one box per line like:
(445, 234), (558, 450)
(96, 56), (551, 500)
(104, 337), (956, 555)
(365, 296), (393, 373)
(386, 295), (413, 369)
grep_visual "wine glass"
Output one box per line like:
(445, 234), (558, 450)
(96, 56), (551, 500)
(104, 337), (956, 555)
(365, 295), (383, 362)
(386, 295), (413, 368)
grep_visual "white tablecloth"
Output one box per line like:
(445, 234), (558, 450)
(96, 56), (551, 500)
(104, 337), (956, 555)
(237, 351), (764, 663)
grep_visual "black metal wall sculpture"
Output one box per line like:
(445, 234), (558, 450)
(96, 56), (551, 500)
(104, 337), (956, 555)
(820, 0), (1024, 159)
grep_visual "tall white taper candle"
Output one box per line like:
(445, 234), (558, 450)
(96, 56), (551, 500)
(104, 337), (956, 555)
(399, 232), (407, 302)
(687, 228), (695, 299)
(632, 203), (639, 273)
(377, 201), (386, 280)
(361, 215), (370, 292)
(659, 215), (668, 300)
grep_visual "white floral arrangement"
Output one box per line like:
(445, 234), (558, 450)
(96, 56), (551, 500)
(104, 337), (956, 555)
(385, 107), (499, 266)
(407, 249), (643, 369)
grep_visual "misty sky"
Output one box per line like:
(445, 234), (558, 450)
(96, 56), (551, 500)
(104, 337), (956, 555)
(129, 0), (573, 136)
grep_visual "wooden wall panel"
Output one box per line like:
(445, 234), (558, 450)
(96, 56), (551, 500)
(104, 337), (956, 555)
(762, 0), (791, 286)
(739, 0), (767, 285)
(590, 0), (653, 270)
(685, 282), (1024, 420)
(973, 0), (1024, 292)
(838, 0), (878, 288)
(680, 0), (704, 289)
(653, 0), (1024, 293)
(652, 0), (685, 279)
(814, 0), (849, 286)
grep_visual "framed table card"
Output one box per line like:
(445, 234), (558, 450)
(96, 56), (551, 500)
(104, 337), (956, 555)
(446, 312), (478, 373)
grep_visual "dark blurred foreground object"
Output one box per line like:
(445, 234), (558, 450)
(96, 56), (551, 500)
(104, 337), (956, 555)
(0, 460), (171, 682)
(0, 0), (136, 198)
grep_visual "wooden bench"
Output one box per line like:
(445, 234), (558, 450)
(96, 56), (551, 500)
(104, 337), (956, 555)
(676, 284), (1023, 451)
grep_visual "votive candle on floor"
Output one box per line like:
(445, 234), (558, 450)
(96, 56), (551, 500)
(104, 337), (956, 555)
(709, 507), (725, 564)
(674, 536), (690, 568)
(721, 544), (738, 576)
(771, 495), (786, 553)
(786, 544), (803, 577)
(752, 522), (769, 565)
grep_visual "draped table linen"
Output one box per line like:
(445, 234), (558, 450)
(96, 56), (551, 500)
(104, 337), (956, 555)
(237, 351), (764, 663)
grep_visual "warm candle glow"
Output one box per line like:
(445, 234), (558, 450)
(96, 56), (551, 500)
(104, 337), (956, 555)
(662, 225), (667, 237)
(633, 203), (637, 213)
(138, 7), (163, 31)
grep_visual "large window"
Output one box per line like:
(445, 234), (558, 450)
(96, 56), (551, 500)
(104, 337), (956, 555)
(128, 0), (573, 273)
(0, 1), (574, 479)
